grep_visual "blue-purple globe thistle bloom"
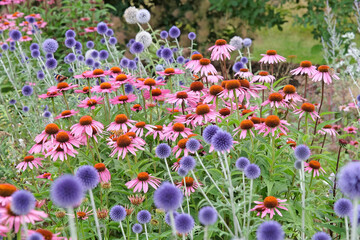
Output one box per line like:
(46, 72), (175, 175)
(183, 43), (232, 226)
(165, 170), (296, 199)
(165, 211), (179, 225)
(211, 130), (233, 152)
(132, 223), (143, 234)
(50, 175), (84, 208)
(198, 206), (218, 226)
(86, 41), (94, 49)
(9, 30), (22, 41)
(27, 233), (44, 240)
(45, 58), (57, 69)
(177, 56), (185, 64)
(106, 29), (114, 37)
(256, 221), (284, 240)
(75, 41), (82, 50)
(110, 205), (126, 222)
(233, 61), (244, 72)
(99, 50), (109, 60)
(174, 213), (194, 234)
(244, 164), (261, 179)
(155, 143), (171, 159)
(22, 85), (33, 96)
(26, 16), (36, 24)
(45, 53), (53, 59)
(124, 83), (133, 94)
(338, 162), (360, 199)
(10, 190), (35, 215)
(294, 160), (302, 170)
(65, 37), (76, 48)
(179, 156), (196, 171)
(1, 44), (8, 51)
(154, 182), (183, 211)
(136, 9), (151, 24)
(43, 111), (52, 118)
(236, 157), (250, 171)
(161, 48), (173, 60)
(130, 41), (144, 54)
(203, 125), (220, 144)
(42, 39), (58, 53)
(137, 210), (151, 224)
(97, 22), (108, 35)
(31, 50), (40, 58)
(178, 167), (188, 177)
(241, 57), (248, 64)
(120, 58), (129, 68)
(243, 38), (252, 47)
(75, 165), (99, 190)
(294, 144), (311, 161)
(85, 58), (94, 66)
(9, 99), (16, 105)
(160, 31), (168, 39)
(312, 232), (331, 240)
(37, 71), (45, 80)
(186, 138), (200, 153)
(188, 32), (196, 40)
(128, 60), (137, 70)
(65, 29), (76, 38)
(109, 37), (117, 45)
(169, 26), (180, 39)
(334, 198), (352, 218)
(22, 106), (29, 112)
(30, 43), (39, 51)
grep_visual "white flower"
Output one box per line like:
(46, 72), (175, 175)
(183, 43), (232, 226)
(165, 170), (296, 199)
(124, 6), (138, 24)
(229, 36), (243, 50)
(136, 9), (151, 24)
(136, 31), (152, 48)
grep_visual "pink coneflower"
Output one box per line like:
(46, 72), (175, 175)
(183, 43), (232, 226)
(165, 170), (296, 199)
(350, 140), (359, 147)
(0, 204), (47, 233)
(28, 229), (65, 240)
(256, 115), (290, 137)
(203, 85), (224, 104)
(293, 103), (320, 121)
(290, 60), (317, 76)
(235, 68), (253, 78)
(311, 65), (339, 85)
(70, 207), (93, 220)
(191, 104), (219, 126)
(344, 126), (358, 134)
(129, 121), (155, 137)
(48, 82), (78, 92)
(49, 131), (80, 152)
(259, 50), (286, 64)
(164, 123), (193, 141)
(304, 160), (325, 177)
(134, 78), (165, 90)
(108, 66), (122, 76)
(0, 224), (8, 237)
(171, 158), (181, 172)
(261, 92), (289, 108)
(85, 26), (97, 32)
(144, 88), (171, 101)
(107, 114), (136, 132)
(109, 94), (137, 105)
(109, 134), (144, 159)
(83, 69), (110, 78)
(25, 13), (41, 19)
(193, 58), (218, 76)
(318, 124), (338, 136)
(37, 173), (52, 180)
(6, 12), (24, 19)
(239, 79), (265, 105)
(0, 184), (16, 207)
(219, 80), (245, 101)
(28, 139), (48, 154)
(19, 35), (32, 42)
(128, 195), (145, 205)
(181, 82), (208, 97)
(81, 17), (91, 21)
(35, 123), (60, 143)
(109, 74), (135, 86)
(54, 109), (79, 120)
(208, 39), (235, 61)
(250, 196), (288, 219)
(185, 54), (203, 71)
(252, 71), (275, 84)
(125, 132), (146, 146)
(38, 91), (63, 99)
(131, 104), (143, 112)
(71, 115), (104, 137)
(279, 85), (304, 103)
(45, 145), (78, 162)
(145, 125), (167, 140)
(156, 68), (185, 76)
(78, 96), (104, 109)
(125, 172), (161, 193)
(174, 114), (195, 125)
(91, 82), (119, 93)
(234, 120), (255, 139)
(206, 73), (224, 84)
(176, 176), (202, 196)
(173, 138), (190, 158)
(166, 91), (199, 107)
(16, 155), (43, 171)
(94, 163), (111, 183)
(34, 20), (47, 29)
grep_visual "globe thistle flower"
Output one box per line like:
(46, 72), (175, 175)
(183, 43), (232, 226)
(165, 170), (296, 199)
(165, 211), (179, 225)
(153, 182), (183, 211)
(9, 99), (16, 105)
(50, 175), (84, 208)
(155, 143), (171, 159)
(9, 30), (22, 41)
(244, 164), (261, 179)
(198, 206), (218, 225)
(188, 32), (196, 40)
(45, 53), (53, 59)
(99, 50), (109, 60)
(27, 233), (44, 240)
(2, 43), (8, 51)
(128, 60), (137, 70)
(174, 213), (194, 234)
(177, 56), (185, 64)
(124, 6), (138, 24)
(65, 29), (76, 38)
(160, 31), (168, 39)
(294, 160), (302, 170)
(334, 198), (352, 218)
(132, 223), (143, 234)
(161, 48), (173, 60)
(229, 36), (243, 50)
(243, 38), (252, 47)
(130, 41), (144, 54)
(202, 125), (220, 144)
(43, 111), (51, 118)
(65, 37), (76, 48)
(42, 39), (58, 53)
(45, 58), (57, 69)
(137, 210), (151, 224)
(211, 130), (233, 152)
(86, 41), (94, 49)
(22, 85), (33, 96)
(178, 167), (188, 177)
(106, 29), (114, 37)
(241, 57), (248, 64)
(169, 26), (181, 39)
(256, 221), (284, 240)
(179, 156), (196, 171)
(97, 22), (108, 35)
(294, 144), (311, 161)
(110, 205), (126, 222)
(136, 9), (151, 24)
(235, 157), (250, 171)
(312, 232), (331, 240)
(75, 41), (82, 50)
(30, 43), (39, 51)
(120, 58), (129, 68)
(85, 58), (94, 66)
(31, 50), (40, 58)
(186, 138), (200, 153)
(232, 61), (244, 72)
(10, 190), (35, 215)
(339, 162), (360, 199)
(75, 165), (99, 190)
(22, 106), (29, 112)
(109, 37), (117, 45)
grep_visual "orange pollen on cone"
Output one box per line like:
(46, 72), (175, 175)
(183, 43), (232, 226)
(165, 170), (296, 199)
(100, 82), (112, 89)
(94, 163), (106, 172)
(93, 69), (104, 75)
(57, 82), (69, 89)
(87, 99), (97, 106)
(250, 117), (261, 124)
(182, 177), (194, 187)
(56, 132), (70, 143)
(176, 91), (188, 99)
(300, 61), (312, 68)
(144, 78), (156, 86)
(79, 115), (93, 125)
(137, 172), (150, 181)
(219, 108), (230, 116)
(116, 74), (128, 82)
(283, 85), (296, 94)
(82, 86), (90, 92)
(0, 184), (17, 197)
(177, 139), (188, 149)
(242, 109), (253, 116)
(115, 114), (128, 124)
(199, 58), (211, 65)
(301, 103), (315, 112)
(209, 85), (224, 96)
(240, 68), (249, 72)
(125, 132), (136, 138)
(118, 95), (129, 101)
(77, 212), (87, 218)
(318, 65), (330, 72)
(263, 196), (278, 208)
(61, 110), (72, 116)
(173, 123), (185, 132)
(164, 68), (175, 74)
(240, 120), (254, 130)
(196, 105), (210, 115)
(309, 160), (321, 170)
(287, 140), (296, 147)
(225, 80), (241, 90)
(116, 135), (132, 147)
(269, 93), (283, 102)
(151, 88), (162, 96)
(36, 229), (53, 240)
(45, 123), (60, 135)
(24, 156), (35, 162)
(265, 115), (280, 128)
(191, 54), (203, 60)
(266, 50), (277, 55)
(323, 124), (332, 129)
(215, 39), (227, 45)
(135, 122), (146, 128)
(133, 104), (141, 109)
(259, 71), (269, 76)
(190, 81), (204, 91)
(155, 125), (163, 131)
(239, 79), (250, 89)
(110, 66), (121, 73)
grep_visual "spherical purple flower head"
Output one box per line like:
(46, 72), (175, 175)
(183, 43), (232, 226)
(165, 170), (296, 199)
(178, 167), (188, 177)
(155, 64), (164, 71)
(105, 29), (114, 37)
(130, 41), (144, 54)
(132, 223), (143, 234)
(172, 48), (178, 52)
(203, 125), (220, 144)
(184, 59), (190, 64)
(186, 138), (200, 153)
(137, 210), (151, 224)
(77, 55), (84, 62)
(233, 62), (244, 72)
(294, 160), (302, 170)
(120, 58), (129, 68)
(124, 83), (134, 94)
(85, 58), (94, 67)
(241, 57), (248, 64)
(100, 38), (106, 44)
(334, 198), (352, 218)
(154, 182), (183, 211)
(99, 50), (109, 60)
(156, 49), (162, 58)
(37, 70), (45, 80)
(357, 94), (360, 102)
(31, 50), (40, 58)
(312, 232), (331, 240)
(22, 85), (33, 96)
(211, 130), (233, 152)
(27, 232), (44, 240)
(46, 53), (53, 59)
(26, 16), (36, 24)
(294, 144), (311, 161)
(339, 162), (360, 199)
(198, 206), (218, 226)
(110, 205), (126, 222)
(188, 32), (196, 40)
(97, 22), (108, 35)
(9, 30), (22, 41)
(22, 106), (29, 112)
(9, 99), (16, 105)
(128, 60), (137, 70)
(109, 37), (117, 45)
(90, 50), (99, 59)
(243, 38), (252, 48)
(256, 221), (284, 240)
(75, 41), (82, 51)
(177, 56), (185, 64)
(1, 43), (8, 51)
(86, 41), (94, 49)
(10, 41), (15, 47)
(155, 143), (171, 159)
(175, 213), (194, 234)
(76, 165), (99, 191)
(10, 190), (35, 215)
(65, 29), (76, 38)
(67, 53), (76, 63)
(236, 157), (250, 171)
(45, 58), (57, 69)
(65, 37), (76, 48)
(169, 26), (181, 39)
(50, 175), (84, 208)
(180, 156), (196, 171)
(42, 39), (58, 53)
(159, 30), (168, 39)
(43, 111), (51, 118)
(30, 43), (39, 51)
(244, 164), (261, 179)
(161, 48), (173, 61)
(134, 57), (139, 63)
(9, 46), (15, 51)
